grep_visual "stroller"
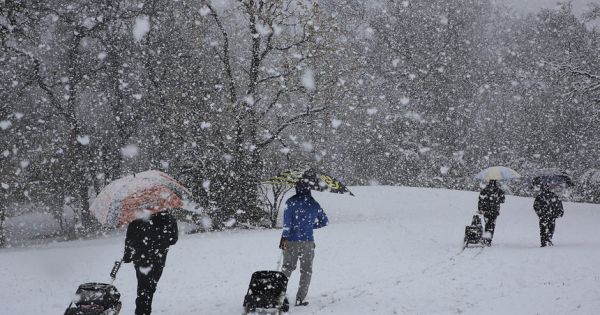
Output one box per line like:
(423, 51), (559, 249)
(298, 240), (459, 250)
(242, 252), (290, 314)
(64, 261), (123, 315)
(463, 214), (485, 249)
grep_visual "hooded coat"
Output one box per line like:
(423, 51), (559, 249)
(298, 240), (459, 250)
(478, 181), (505, 216)
(123, 211), (178, 266)
(534, 189), (564, 219)
(282, 187), (328, 242)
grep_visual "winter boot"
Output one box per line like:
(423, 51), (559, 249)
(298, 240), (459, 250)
(295, 299), (309, 306)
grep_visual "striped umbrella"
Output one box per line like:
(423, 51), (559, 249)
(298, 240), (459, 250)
(266, 167), (354, 196)
(90, 170), (192, 227)
(474, 166), (521, 182)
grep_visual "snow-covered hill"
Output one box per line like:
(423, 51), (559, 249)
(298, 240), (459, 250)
(1, 186), (599, 314)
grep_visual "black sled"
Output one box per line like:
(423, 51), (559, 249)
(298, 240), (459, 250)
(243, 251), (290, 315)
(64, 261), (123, 315)
(463, 214), (485, 249)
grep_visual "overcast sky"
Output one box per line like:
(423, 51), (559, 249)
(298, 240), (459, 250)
(501, 0), (595, 15)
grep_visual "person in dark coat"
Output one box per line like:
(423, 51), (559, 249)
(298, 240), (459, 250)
(478, 180), (505, 246)
(534, 185), (564, 247)
(279, 178), (328, 307)
(122, 211), (178, 315)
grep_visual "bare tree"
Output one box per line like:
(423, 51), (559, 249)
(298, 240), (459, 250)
(258, 182), (291, 228)
(197, 0), (336, 226)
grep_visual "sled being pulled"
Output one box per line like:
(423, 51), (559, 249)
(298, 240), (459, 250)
(243, 270), (290, 314)
(64, 261), (123, 315)
(64, 282), (121, 315)
(463, 214), (485, 249)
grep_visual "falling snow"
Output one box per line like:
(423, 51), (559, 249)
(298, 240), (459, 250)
(331, 118), (342, 129)
(76, 135), (90, 145)
(1, 2), (600, 313)
(200, 122), (212, 129)
(120, 144), (139, 159)
(133, 16), (150, 42)
(199, 6), (211, 17)
(0, 121), (12, 130)
(19, 160), (30, 168)
(301, 69), (315, 91)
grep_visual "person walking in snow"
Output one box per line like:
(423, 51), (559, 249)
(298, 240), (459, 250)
(534, 184), (564, 247)
(478, 179), (505, 246)
(122, 211), (178, 315)
(279, 175), (329, 307)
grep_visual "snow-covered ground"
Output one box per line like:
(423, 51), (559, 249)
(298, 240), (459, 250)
(1, 186), (599, 314)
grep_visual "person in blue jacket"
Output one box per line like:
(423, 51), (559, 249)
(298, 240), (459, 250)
(279, 177), (329, 307)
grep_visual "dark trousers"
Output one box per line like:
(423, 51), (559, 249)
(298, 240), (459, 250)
(539, 217), (556, 246)
(134, 263), (165, 315)
(282, 241), (315, 302)
(483, 214), (498, 243)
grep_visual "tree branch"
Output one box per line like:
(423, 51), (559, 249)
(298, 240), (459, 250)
(257, 106), (327, 149)
(202, 1), (237, 103)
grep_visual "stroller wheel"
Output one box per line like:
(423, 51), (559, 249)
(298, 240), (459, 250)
(279, 296), (290, 313)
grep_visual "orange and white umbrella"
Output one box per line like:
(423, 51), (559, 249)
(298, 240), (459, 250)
(90, 170), (192, 227)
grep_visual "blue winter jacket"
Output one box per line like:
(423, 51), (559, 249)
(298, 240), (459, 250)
(282, 189), (328, 242)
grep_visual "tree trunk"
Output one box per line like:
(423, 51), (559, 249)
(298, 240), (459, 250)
(0, 203), (5, 247)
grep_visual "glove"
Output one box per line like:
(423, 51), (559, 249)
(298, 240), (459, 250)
(122, 252), (132, 263)
(279, 237), (288, 250)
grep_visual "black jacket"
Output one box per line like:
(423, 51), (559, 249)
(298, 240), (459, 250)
(534, 190), (564, 219)
(478, 184), (505, 216)
(123, 211), (178, 266)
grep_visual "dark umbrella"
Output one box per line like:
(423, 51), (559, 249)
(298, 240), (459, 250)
(531, 168), (574, 188)
(266, 167), (354, 196)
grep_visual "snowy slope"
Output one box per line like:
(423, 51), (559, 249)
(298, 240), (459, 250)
(1, 186), (599, 315)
